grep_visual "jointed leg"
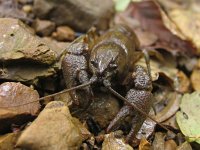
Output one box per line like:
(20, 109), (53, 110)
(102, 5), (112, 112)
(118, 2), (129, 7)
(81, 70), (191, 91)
(126, 113), (146, 143)
(107, 105), (133, 132)
(77, 69), (94, 108)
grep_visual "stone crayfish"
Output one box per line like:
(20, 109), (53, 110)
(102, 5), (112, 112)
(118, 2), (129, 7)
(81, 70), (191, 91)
(61, 24), (153, 143)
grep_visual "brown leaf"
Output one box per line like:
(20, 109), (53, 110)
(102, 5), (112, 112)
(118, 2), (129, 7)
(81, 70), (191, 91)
(164, 140), (177, 150)
(177, 142), (192, 150)
(139, 138), (151, 150)
(174, 71), (190, 93)
(121, 1), (196, 55)
(191, 69), (200, 92)
(152, 132), (165, 150)
(155, 93), (181, 122)
(159, 1), (200, 54)
(102, 132), (133, 150)
(163, 115), (179, 130)
(0, 132), (20, 150)
(0, 82), (40, 115)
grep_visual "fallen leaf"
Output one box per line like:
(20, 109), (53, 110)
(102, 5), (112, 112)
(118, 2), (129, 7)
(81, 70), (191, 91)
(72, 117), (91, 141)
(125, 1), (196, 55)
(102, 132), (133, 150)
(0, 132), (20, 150)
(166, 7), (200, 54)
(176, 92), (200, 144)
(152, 132), (165, 150)
(164, 140), (177, 150)
(139, 138), (150, 150)
(0, 82), (40, 115)
(114, 0), (131, 12)
(163, 115), (179, 130)
(177, 141), (192, 150)
(155, 93), (181, 122)
(174, 71), (190, 93)
(191, 63), (200, 91)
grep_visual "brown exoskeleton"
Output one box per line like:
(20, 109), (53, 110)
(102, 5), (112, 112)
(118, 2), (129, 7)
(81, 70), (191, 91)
(0, 24), (172, 144)
(61, 24), (154, 143)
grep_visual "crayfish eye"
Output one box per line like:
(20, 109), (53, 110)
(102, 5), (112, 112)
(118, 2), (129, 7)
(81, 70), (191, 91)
(90, 60), (97, 67)
(109, 64), (117, 69)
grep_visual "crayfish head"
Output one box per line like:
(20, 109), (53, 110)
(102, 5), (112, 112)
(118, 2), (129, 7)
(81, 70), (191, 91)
(89, 46), (119, 81)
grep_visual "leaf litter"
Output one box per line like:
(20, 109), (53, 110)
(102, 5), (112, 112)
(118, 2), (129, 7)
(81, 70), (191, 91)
(0, 0), (200, 149)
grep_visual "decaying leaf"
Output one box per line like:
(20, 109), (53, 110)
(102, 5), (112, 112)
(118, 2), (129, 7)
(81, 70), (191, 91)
(102, 132), (133, 150)
(155, 93), (181, 123)
(176, 92), (200, 144)
(0, 132), (20, 150)
(163, 5), (200, 54)
(127, 1), (196, 55)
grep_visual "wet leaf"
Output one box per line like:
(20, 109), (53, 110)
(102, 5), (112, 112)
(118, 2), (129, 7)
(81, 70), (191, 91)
(176, 92), (200, 144)
(0, 82), (40, 133)
(0, 82), (40, 115)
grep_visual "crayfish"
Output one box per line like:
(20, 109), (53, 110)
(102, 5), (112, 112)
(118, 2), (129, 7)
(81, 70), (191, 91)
(61, 24), (154, 143)
(1, 24), (172, 144)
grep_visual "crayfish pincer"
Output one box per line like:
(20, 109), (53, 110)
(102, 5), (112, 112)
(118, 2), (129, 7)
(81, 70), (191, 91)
(62, 24), (154, 143)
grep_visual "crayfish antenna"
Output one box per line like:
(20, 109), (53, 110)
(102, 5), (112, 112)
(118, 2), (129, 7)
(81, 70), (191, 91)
(106, 85), (175, 135)
(141, 48), (152, 81)
(0, 81), (94, 109)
